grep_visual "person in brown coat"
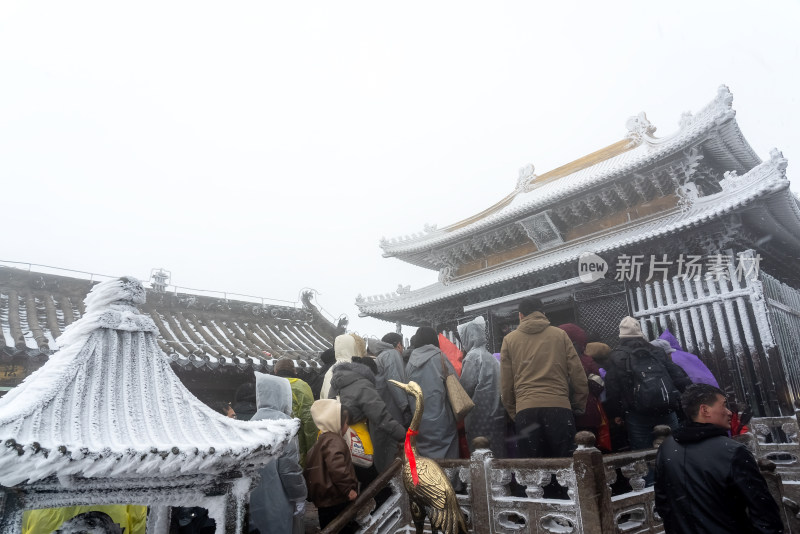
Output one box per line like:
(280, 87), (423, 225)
(500, 298), (589, 458)
(304, 399), (359, 533)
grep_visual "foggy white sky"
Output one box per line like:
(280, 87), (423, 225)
(1, 1), (798, 340)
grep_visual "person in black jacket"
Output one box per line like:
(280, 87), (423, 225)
(655, 384), (783, 534)
(604, 317), (692, 450)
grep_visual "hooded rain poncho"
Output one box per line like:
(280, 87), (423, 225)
(658, 330), (719, 387)
(405, 344), (459, 459)
(458, 317), (506, 457)
(249, 372), (307, 534)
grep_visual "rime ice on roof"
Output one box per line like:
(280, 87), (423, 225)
(359, 86), (800, 421)
(378, 85), (760, 265)
(357, 151), (792, 315)
(0, 277), (297, 534)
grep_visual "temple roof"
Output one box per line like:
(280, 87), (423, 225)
(0, 277), (296, 486)
(0, 267), (338, 377)
(358, 150), (796, 320)
(380, 86), (761, 265)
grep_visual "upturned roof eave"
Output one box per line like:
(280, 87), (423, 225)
(358, 154), (792, 317)
(379, 87), (754, 262)
(0, 278), (298, 487)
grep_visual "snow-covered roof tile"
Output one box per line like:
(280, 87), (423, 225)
(0, 277), (297, 486)
(380, 85), (760, 257)
(359, 151), (790, 315)
(0, 269), (333, 373)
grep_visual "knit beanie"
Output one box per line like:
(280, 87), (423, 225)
(273, 358), (296, 376)
(619, 316), (645, 338)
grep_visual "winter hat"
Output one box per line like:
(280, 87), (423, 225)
(558, 323), (588, 354)
(311, 399), (342, 434)
(619, 316), (645, 339)
(273, 358), (296, 376)
(650, 339), (675, 354)
(320, 347), (336, 365)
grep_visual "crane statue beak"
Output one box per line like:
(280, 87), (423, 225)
(388, 379), (410, 392)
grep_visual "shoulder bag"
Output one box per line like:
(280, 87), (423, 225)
(440, 353), (475, 421)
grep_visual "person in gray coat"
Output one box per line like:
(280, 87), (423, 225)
(249, 372), (307, 534)
(405, 327), (459, 459)
(369, 333), (412, 472)
(458, 316), (506, 458)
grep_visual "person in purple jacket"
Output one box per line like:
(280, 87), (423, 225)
(651, 329), (719, 387)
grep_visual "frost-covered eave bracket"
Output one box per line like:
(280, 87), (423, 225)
(358, 153), (789, 315)
(378, 85), (751, 258)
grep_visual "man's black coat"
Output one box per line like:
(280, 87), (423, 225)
(655, 422), (783, 533)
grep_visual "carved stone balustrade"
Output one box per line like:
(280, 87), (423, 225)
(358, 423), (800, 533)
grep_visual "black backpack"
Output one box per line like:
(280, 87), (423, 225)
(621, 346), (680, 415)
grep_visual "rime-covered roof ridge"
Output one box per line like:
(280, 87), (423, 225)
(0, 270), (337, 372)
(0, 277), (297, 486)
(358, 151), (792, 316)
(379, 85), (760, 257)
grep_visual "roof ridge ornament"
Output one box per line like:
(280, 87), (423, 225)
(515, 164), (537, 194)
(713, 84), (735, 123)
(768, 148), (788, 173)
(625, 112), (657, 144)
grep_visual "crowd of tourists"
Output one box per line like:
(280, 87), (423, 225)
(220, 296), (782, 534)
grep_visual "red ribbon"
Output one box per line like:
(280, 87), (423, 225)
(405, 428), (420, 485)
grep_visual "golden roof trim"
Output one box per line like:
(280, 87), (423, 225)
(444, 138), (638, 233)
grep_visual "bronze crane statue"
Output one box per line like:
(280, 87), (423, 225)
(389, 379), (468, 534)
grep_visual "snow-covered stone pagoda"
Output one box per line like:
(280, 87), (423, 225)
(0, 277), (297, 533)
(0, 266), (342, 405)
(358, 86), (800, 417)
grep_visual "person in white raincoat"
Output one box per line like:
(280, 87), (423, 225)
(249, 372), (307, 534)
(458, 317), (506, 457)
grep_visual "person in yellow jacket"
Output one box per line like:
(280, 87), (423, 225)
(274, 358), (318, 467)
(23, 505), (147, 534)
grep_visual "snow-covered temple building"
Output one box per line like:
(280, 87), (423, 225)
(0, 266), (342, 405)
(0, 277), (297, 533)
(358, 86), (800, 417)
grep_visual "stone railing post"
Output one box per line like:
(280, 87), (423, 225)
(758, 458), (791, 533)
(572, 431), (614, 533)
(468, 448), (493, 534)
(794, 402), (800, 439)
(652, 425), (672, 448)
